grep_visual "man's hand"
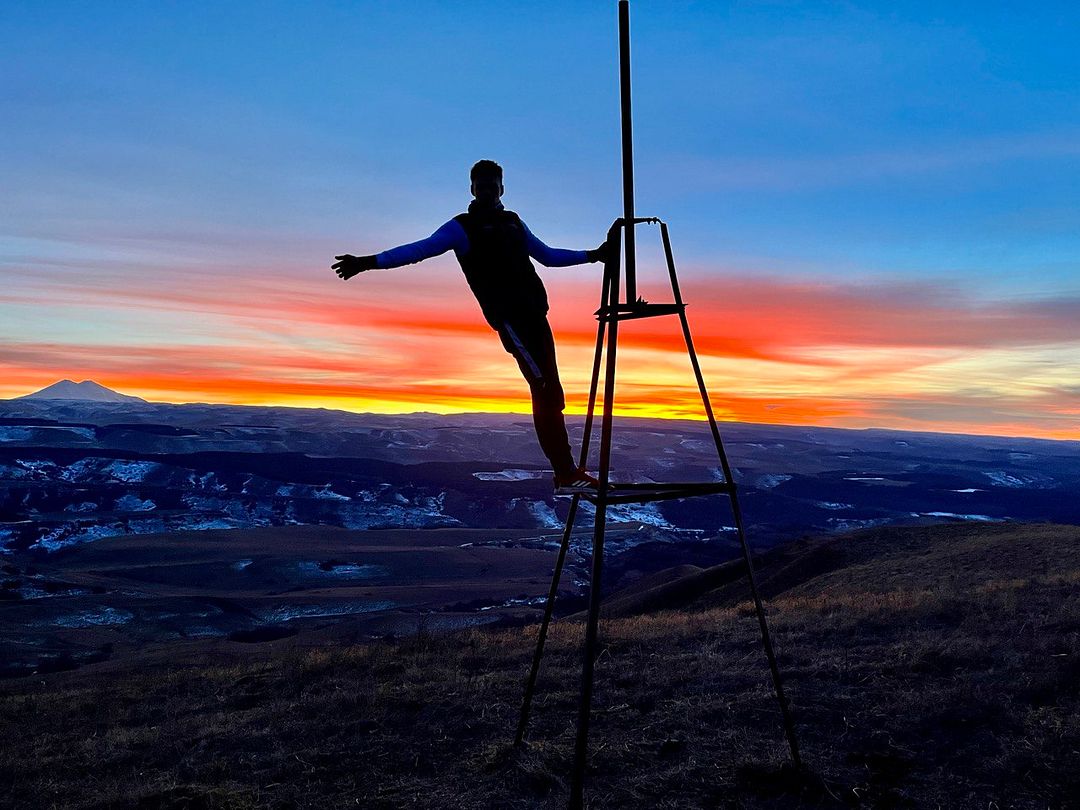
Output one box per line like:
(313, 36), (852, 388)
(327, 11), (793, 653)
(586, 240), (612, 264)
(332, 254), (377, 280)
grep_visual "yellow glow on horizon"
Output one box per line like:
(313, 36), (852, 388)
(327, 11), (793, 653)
(4, 374), (1077, 440)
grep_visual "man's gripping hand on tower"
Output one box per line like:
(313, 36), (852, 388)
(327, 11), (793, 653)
(332, 254), (378, 280)
(585, 239), (612, 264)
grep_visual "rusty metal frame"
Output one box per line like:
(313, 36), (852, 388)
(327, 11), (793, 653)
(513, 4), (802, 807)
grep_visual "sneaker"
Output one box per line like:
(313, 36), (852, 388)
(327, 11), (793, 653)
(553, 467), (608, 495)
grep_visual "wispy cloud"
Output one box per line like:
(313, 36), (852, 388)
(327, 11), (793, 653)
(659, 131), (1080, 192)
(3, 269), (1077, 439)
(8, 264), (1078, 355)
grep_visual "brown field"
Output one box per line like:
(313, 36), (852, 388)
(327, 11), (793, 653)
(2, 522), (1078, 808)
(0, 525), (593, 676)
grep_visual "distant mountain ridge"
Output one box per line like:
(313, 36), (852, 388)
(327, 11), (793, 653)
(16, 379), (146, 403)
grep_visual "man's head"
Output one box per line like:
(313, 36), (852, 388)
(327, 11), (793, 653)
(470, 159), (504, 206)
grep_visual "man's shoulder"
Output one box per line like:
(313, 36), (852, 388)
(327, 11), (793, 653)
(455, 209), (523, 220)
(454, 210), (525, 237)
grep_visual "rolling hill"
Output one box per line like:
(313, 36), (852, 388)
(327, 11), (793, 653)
(2, 521), (1076, 808)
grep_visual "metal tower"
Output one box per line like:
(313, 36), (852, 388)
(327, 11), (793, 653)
(513, 3), (802, 807)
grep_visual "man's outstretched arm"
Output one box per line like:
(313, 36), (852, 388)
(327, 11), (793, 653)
(522, 222), (610, 267)
(333, 219), (468, 280)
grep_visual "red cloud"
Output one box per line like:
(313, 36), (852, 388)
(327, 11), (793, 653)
(4, 268), (1077, 439)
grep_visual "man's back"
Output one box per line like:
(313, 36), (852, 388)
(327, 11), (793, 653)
(453, 206), (549, 328)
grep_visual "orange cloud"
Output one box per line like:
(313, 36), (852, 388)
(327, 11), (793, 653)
(3, 268), (1078, 440)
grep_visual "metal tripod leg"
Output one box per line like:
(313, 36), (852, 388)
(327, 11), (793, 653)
(568, 230), (623, 810)
(660, 222), (802, 767)
(514, 227), (620, 747)
(514, 495), (583, 747)
(569, 489), (609, 810)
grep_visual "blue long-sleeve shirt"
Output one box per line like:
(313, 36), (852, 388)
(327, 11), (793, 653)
(375, 218), (588, 269)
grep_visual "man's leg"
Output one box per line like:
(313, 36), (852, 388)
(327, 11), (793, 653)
(496, 316), (577, 477)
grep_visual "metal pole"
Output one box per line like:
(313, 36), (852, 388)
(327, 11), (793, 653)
(568, 222), (623, 810)
(567, 4), (635, 800)
(660, 222), (803, 767)
(515, 229), (619, 746)
(618, 0), (637, 306)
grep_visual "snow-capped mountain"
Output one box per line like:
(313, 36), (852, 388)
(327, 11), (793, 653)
(16, 380), (146, 403)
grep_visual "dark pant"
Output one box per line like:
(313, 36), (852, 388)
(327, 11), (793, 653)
(495, 315), (576, 477)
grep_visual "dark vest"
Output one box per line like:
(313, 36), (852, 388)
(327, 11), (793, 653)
(453, 209), (549, 328)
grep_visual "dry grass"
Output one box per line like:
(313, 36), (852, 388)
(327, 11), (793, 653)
(2, 522), (1078, 808)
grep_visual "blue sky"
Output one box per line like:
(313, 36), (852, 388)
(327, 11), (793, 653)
(2, 1), (1079, 437)
(6, 1), (1079, 286)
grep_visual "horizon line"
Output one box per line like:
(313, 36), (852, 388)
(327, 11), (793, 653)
(4, 388), (1077, 446)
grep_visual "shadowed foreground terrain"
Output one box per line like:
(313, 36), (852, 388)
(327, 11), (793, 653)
(2, 522), (1078, 808)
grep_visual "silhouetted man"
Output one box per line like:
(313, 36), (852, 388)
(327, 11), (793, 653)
(333, 159), (609, 492)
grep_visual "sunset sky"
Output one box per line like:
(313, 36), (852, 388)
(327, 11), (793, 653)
(3, 1), (1078, 439)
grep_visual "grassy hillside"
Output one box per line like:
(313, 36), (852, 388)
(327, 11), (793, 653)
(2, 522), (1078, 808)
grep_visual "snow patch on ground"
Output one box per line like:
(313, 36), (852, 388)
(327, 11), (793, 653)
(919, 511), (1002, 522)
(54, 607), (134, 628)
(274, 483), (351, 500)
(14, 459), (59, 477)
(254, 600), (395, 623)
(0, 427), (35, 442)
(183, 494), (230, 511)
(757, 474), (792, 489)
(128, 517), (168, 533)
(59, 426), (97, 440)
(181, 626), (229, 638)
(983, 471), (1026, 488)
(423, 614), (503, 631)
(678, 438), (715, 453)
(816, 501), (853, 510)
(103, 459), (162, 482)
(983, 471), (1055, 489)
(0, 463), (32, 480)
(32, 523), (126, 552)
(103, 462), (163, 481)
(114, 494), (156, 512)
(57, 458), (162, 483)
(473, 469), (547, 481)
(527, 500), (564, 529)
(15, 581), (90, 600)
(312, 486), (351, 501)
(612, 502), (674, 528)
(296, 561), (388, 579)
(576, 499), (674, 529)
(354, 486), (390, 503)
(184, 518), (239, 531)
(826, 517), (891, 531)
(337, 501), (459, 530)
(194, 471), (229, 492)
(480, 595), (547, 611)
(0, 426), (94, 442)
(64, 501), (99, 513)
